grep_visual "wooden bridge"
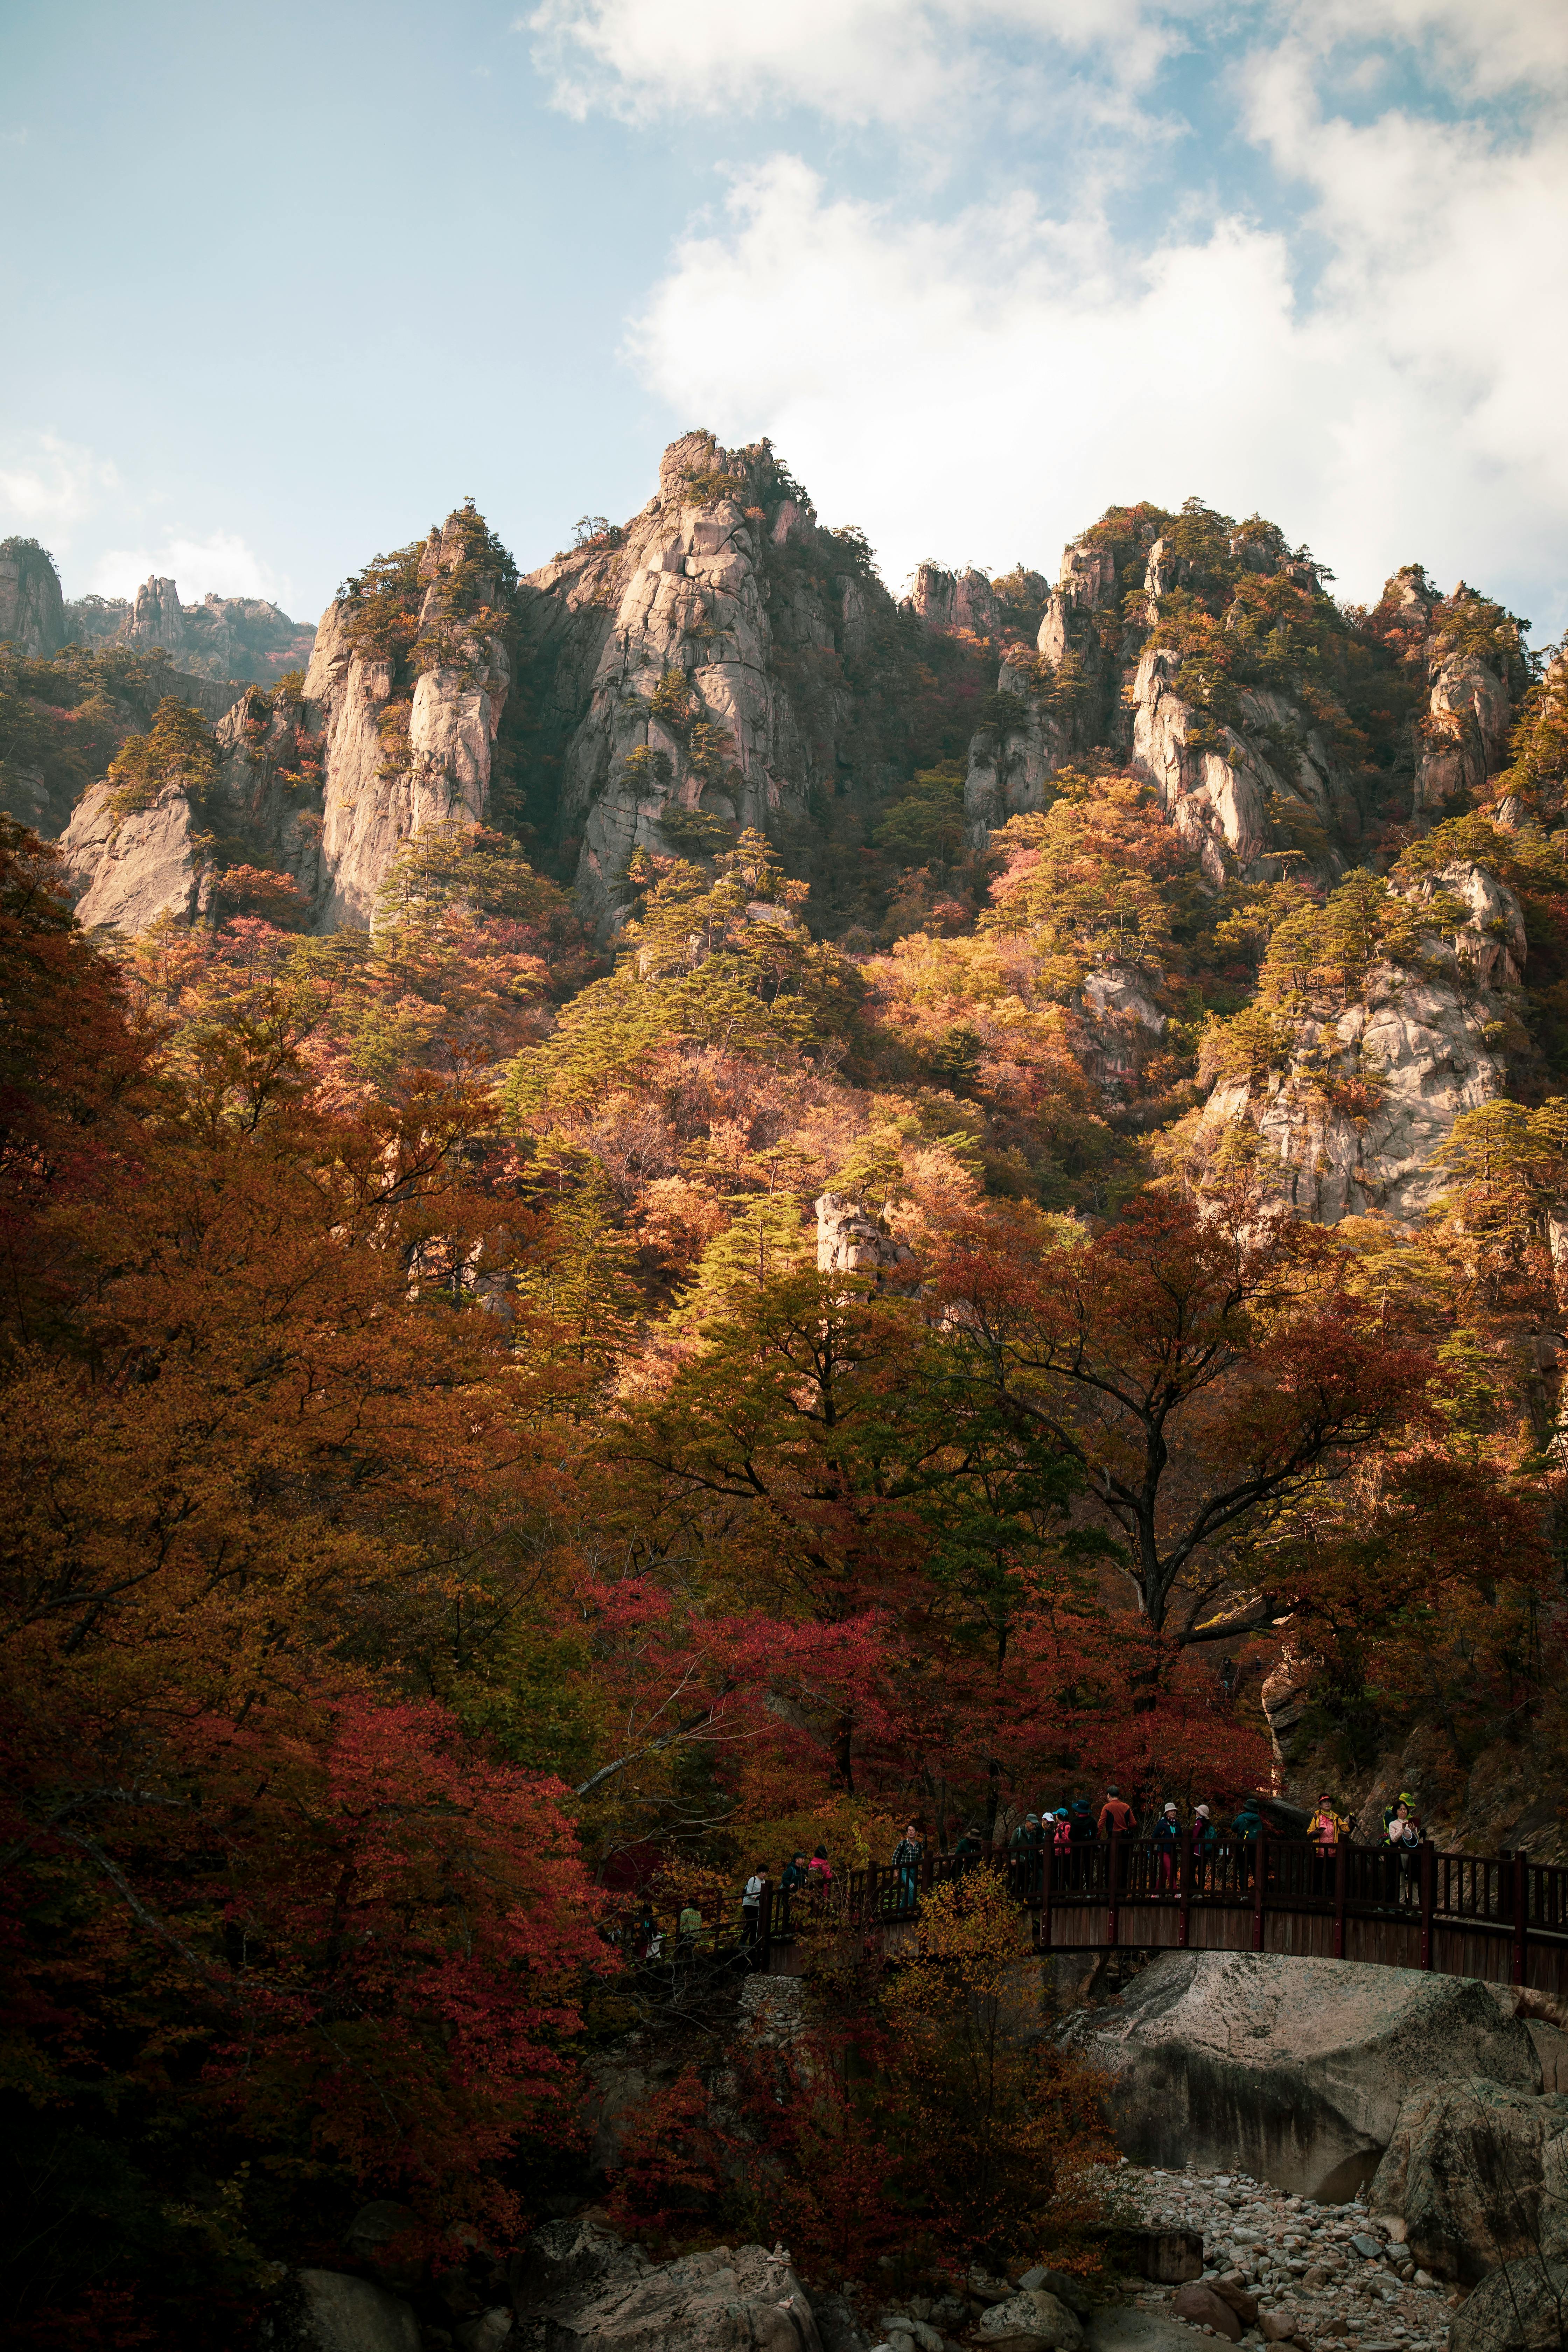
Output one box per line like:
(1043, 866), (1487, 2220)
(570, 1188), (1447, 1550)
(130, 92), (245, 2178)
(763, 1835), (1568, 1999)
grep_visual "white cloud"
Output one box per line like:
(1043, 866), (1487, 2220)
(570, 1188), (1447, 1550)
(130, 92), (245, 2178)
(626, 137), (1568, 634)
(0, 433), (118, 550)
(525, 0), (1174, 127)
(88, 532), (285, 606)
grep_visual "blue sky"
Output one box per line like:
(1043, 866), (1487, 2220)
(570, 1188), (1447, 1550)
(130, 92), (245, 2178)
(4, 0), (1566, 639)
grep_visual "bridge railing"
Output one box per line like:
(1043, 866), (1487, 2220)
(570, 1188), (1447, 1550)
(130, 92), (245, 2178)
(768, 1834), (1568, 1986)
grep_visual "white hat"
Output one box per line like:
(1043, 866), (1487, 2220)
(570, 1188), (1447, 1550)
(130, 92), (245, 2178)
(1196, 1804), (1211, 1819)
(1163, 1801), (1177, 1814)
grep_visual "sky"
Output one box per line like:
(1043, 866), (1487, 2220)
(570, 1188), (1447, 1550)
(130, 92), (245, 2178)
(3, 0), (1567, 639)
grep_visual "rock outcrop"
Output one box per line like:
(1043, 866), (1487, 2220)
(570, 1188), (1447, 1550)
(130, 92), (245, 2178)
(59, 777), (206, 933)
(62, 575), (313, 683)
(0, 536), (66, 656)
(296, 2266), (422, 2351)
(521, 2219), (821, 2352)
(1449, 2256), (1568, 2352)
(56, 508), (509, 937)
(816, 1192), (917, 1286)
(1194, 859), (1524, 1223)
(1406, 580), (1527, 821)
(1066, 1950), (1540, 2199)
(905, 562), (999, 639)
(515, 432), (899, 933)
(1369, 2079), (1568, 2282)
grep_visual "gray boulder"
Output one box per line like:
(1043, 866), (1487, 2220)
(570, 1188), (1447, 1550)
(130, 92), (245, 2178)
(1449, 2257), (1568, 2352)
(1065, 1951), (1539, 2199)
(539, 2240), (821, 2352)
(297, 2268), (421, 2352)
(976, 2289), (1083, 2348)
(1369, 2080), (1568, 2281)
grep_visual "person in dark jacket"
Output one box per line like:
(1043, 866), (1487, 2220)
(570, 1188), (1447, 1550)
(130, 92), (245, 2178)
(954, 1822), (985, 1875)
(1153, 1800), (1181, 1889)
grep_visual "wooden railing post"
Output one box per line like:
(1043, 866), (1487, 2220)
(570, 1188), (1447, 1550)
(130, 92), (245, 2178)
(759, 1882), (774, 1972)
(1178, 1824), (1191, 1949)
(1040, 1835), (1054, 1952)
(1513, 1849), (1530, 1987)
(1252, 1829), (1267, 1953)
(1333, 1836), (1347, 1959)
(1419, 1840), (1435, 1969)
(1107, 1834), (1121, 1951)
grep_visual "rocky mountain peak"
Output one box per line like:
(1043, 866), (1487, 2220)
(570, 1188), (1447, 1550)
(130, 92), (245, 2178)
(0, 536), (66, 657)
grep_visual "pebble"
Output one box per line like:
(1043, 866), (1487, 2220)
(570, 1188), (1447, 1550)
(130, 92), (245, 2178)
(1116, 2162), (1455, 2350)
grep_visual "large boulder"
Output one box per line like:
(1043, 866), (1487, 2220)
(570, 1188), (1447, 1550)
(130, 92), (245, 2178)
(296, 2268), (421, 2351)
(1065, 1951), (1540, 2199)
(537, 2239), (821, 2352)
(1448, 2257), (1568, 2352)
(1368, 2080), (1568, 2281)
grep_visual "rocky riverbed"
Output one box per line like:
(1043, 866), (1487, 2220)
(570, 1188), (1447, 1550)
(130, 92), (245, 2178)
(1119, 2163), (1460, 2348)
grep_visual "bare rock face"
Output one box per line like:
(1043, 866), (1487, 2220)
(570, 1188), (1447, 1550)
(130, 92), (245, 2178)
(525, 2223), (822, 2352)
(0, 536), (66, 656)
(306, 563), (511, 930)
(56, 509), (507, 938)
(1369, 2079), (1568, 2282)
(1448, 2256), (1568, 2352)
(1196, 860), (1524, 1223)
(1065, 1950), (1540, 2200)
(516, 433), (895, 934)
(962, 658), (1069, 845)
(906, 562), (999, 639)
(295, 2267), (421, 2351)
(816, 1193), (917, 1286)
(1412, 584), (1526, 820)
(59, 780), (205, 932)
(62, 574), (313, 685)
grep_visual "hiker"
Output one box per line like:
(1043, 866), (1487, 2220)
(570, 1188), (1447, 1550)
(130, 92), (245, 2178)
(1008, 1810), (1044, 1899)
(676, 1898), (703, 1953)
(1191, 1802), (1217, 1891)
(1380, 1788), (1418, 1840)
(779, 1850), (808, 1917)
(954, 1821), (985, 1876)
(1098, 1784), (1137, 1840)
(807, 1844), (833, 1907)
(1068, 1797), (1097, 1842)
(1309, 1795), (1345, 1897)
(741, 1860), (768, 1960)
(1153, 1800), (1182, 1889)
(1387, 1800), (1422, 1904)
(1232, 1795), (1265, 1893)
(892, 1821), (923, 1916)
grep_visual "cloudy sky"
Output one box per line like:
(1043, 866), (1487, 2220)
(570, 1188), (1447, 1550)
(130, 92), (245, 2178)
(4, 0), (1566, 637)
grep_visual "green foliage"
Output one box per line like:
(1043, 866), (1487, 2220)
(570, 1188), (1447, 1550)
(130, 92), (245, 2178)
(105, 696), (217, 819)
(873, 761), (968, 869)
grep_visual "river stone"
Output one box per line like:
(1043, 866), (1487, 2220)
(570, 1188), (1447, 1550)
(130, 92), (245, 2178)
(298, 2269), (422, 2352)
(1065, 1951), (1540, 2199)
(1448, 2256), (1568, 2351)
(1170, 2283), (1240, 2338)
(977, 2290), (1082, 2348)
(1368, 2080), (1568, 2281)
(1086, 2316), (1211, 2352)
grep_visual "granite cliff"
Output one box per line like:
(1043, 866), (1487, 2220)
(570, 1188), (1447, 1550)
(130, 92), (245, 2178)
(35, 438), (1552, 1254)
(62, 573), (313, 683)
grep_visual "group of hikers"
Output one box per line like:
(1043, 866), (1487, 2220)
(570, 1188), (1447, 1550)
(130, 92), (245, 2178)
(626, 1784), (1434, 1975)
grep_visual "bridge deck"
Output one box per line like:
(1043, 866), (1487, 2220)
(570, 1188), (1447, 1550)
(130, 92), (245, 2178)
(765, 1836), (1568, 1997)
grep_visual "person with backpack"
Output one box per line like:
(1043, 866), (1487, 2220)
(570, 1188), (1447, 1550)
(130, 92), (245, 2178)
(807, 1844), (833, 1908)
(1008, 1810), (1044, 1899)
(892, 1822), (923, 1916)
(1231, 1795), (1265, 1893)
(954, 1821), (985, 1876)
(1309, 1796), (1345, 1897)
(779, 1851), (808, 1923)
